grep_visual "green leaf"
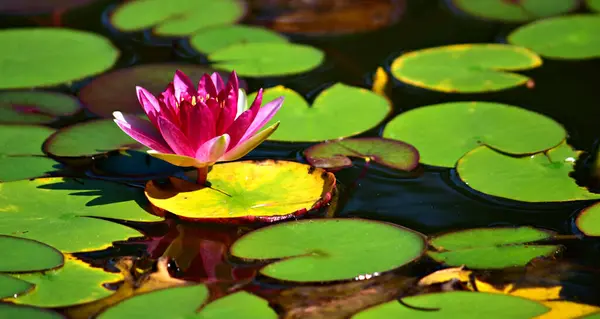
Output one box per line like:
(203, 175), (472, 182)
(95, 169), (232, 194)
(451, 0), (578, 22)
(110, 0), (245, 36)
(189, 25), (288, 55)
(145, 160), (335, 222)
(248, 84), (390, 142)
(0, 28), (119, 90)
(230, 218), (425, 282)
(0, 156), (59, 182)
(382, 101), (565, 168)
(390, 44), (541, 93)
(0, 177), (161, 252)
(304, 137), (419, 171)
(0, 91), (81, 124)
(0, 303), (64, 319)
(196, 291), (277, 319)
(456, 143), (600, 202)
(576, 202), (600, 236)
(351, 291), (549, 319)
(209, 42), (325, 77)
(429, 245), (560, 269)
(0, 235), (63, 272)
(431, 226), (552, 250)
(588, 0), (600, 11)
(508, 14), (600, 60)
(0, 274), (33, 299)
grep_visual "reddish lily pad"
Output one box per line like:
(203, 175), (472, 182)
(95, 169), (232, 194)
(304, 137), (419, 171)
(576, 202), (600, 237)
(0, 91), (81, 124)
(450, 0), (578, 22)
(0, 0), (99, 15)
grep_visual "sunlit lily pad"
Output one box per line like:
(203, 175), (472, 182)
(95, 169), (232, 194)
(90, 150), (183, 181)
(382, 101), (565, 167)
(428, 227), (560, 269)
(576, 202), (600, 237)
(0, 28), (119, 90)
(209, 42), (325, 77)
(451, 0), (578, 22)
(0, 304), (63, 319)
(0, 236), (63, 272)
(390, 44), (541, 93)
(230, 218), (425, 282)
(351, 291), (549, 319)
(0, 274), (33, 299)
(249, 84), (390, 142)
(189, 25), (288, 55)
(304, 137), (419, 171)
(0, 177), (161, 252)
(145, 160), (335, 223)
(110, 0), (245, 36)
(508, 15), (600, 59)
(457, 143), (600, 202)
(0, 91), (81, 124)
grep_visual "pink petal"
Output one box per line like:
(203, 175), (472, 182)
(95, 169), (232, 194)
(195, 134), (230, 163)
(225, 107), (258, 150)
(240, 97), (284, 142)
(222, 122), (279, 161)
(113, 111), (172, 154)
(157, 116), (195, 157)
(147, 151), (209, 168)
(158, 84), (180, 123)
(249, 88), (263, 110)
(182, 100), (216, 150)
(136, 86), (160, 128)
(198, 74), (218, 98)
(173, 70), (195, 102)
(211, 72), (225, 93)
(215, 83), (238, 135)
(206, 98), (221, 124)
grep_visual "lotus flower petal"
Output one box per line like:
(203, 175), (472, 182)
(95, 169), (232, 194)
(173, 70), (195, 102)
(147, 151), (209, 168)
(196, 134), (230, 163)
(157, 116), (195, 157)
(236, 88), (248, 119)
(222, 122), (280, 161)
(182, 101), (215, 150)
(211, 72), (225, 93)
(198, 73), (218, 98)
(113, 112), (172, 153)
(240, 97), (284, 143)
(226, 106), (258, 149)
(136, 86), (160, 127)
(216, 83), (238, 135)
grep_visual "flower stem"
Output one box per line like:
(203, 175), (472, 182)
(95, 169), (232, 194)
(197, 166), (209, 185)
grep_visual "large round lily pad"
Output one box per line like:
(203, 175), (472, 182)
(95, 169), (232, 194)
(428, 227), (560, 269)
(0, 28), (119, 90)
(0, 91), (81, 124)
(209, 42), (325, 77)
(390, 44), (541, 93)
(145, 160), (335, 223)
(0, 177), (161, 252)
(189, 25), (288, 55)
(248, 84), (391, 142)
(508, 14), (600, 60)
(576, 202), (600, 237)
(110, 0), (245, 36)
(351, 291), (549, 319)
(0, 304), (63, 319)
(230, 218), (426, 282)
(0, 236), (63, 273)
(382, 101), (565, 168)
(456, 143), (600, 202)
(0, 274), (33, 299)
(451, 0), (578, 22)
(589, 0), (600, 11)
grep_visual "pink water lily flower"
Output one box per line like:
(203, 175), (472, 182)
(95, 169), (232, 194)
(113, 70), (283, 183)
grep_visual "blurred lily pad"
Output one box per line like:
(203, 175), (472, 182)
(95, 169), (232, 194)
(248, 84), (390, 142)
(110, 0), (245, 36)
(451, 0), (578, 22)
(0, 236), (63, 272)
(508, 14), (600, 59)
(576, 202), (600, 236)
(382, 101), (565, 167)
(0, 274), (33, 299)
(189, 25), (288, 55)
(428, 227), (560, 269)
(304, 137), (419, 171)
(145, 160), (335, 223)
(0, 177), (161, 252)
(0, 91), (81, 124)
(351, 291), (549, 319)
(588, 0), (600, 11)
(209, 42), (325, 77)
(0, 28), (119, 90)
(230, 218), (425, 282)
(456, 143), (600, 202)
(0, 304), (63, 319)
(390, 44), (541, 93)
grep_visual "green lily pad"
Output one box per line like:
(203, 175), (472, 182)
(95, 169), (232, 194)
(189, 25), (288, 55)
(9, 257), (122, 307)
(382, 101), (565, 168)
(145, 160), (336, 223)
(248, 84), (390, 142)
(230, 218), (425, 282)
(451, 0), (578, 22)
(0, 28), (119, 90)
(588, 0), (600, 11)
(0, 177), (161, 252)
(576, 202), (600, 236)
(0, 274), (33, 299)
(44, 119), (144, 159)
(0, 156), (60, 182)
(428, 227), (560, 269)
(0, 303), (63, 319)
(581, 312), (600, 319)
(351, 291), (549, 319)
(110, 0), (245, 36)
(304, 137), (419, 171)
(197, 291), (277, 319)
(0, 91), (81, 124)
(456, 143), (600, 202)
(508, 14), (600, 59)
(90, 150), (183, 181)
(209, 42), (325, 77)
(0, 236), (63, 272)
(389, 44), (541, 93)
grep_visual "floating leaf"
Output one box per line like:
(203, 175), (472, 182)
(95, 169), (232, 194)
(508, 14), (600, 59)
(145, 160), (335, 223)
(382, 101), (565, 167)
(90, 150), (183, 181)
(230, 218), (425, 282)
(248, 84), (390, 142)
(0, 303), (63, 319)
(0, 177), (161, 252)
(390, 44), (541, 93)
(428, 227), (560, 269)
(0, 274), (33, 299)
(0, 156), (60, 182)
(450, 0), (577, 22)
(0, 28), (119, 90)
(589, 0), (600, 11)
(110, 0), (245, 36)
(189, 25), (288, 55)
(197, 291), (277, 319)
(0, 91), (81, 124)
(304, 137), (419, 171)
(0, 236), (63, 272)
(351, 291), (549, 319)
(576, 202), (600, 236)
(209, 42), (325, 77)
(457, 143), (600, 202)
